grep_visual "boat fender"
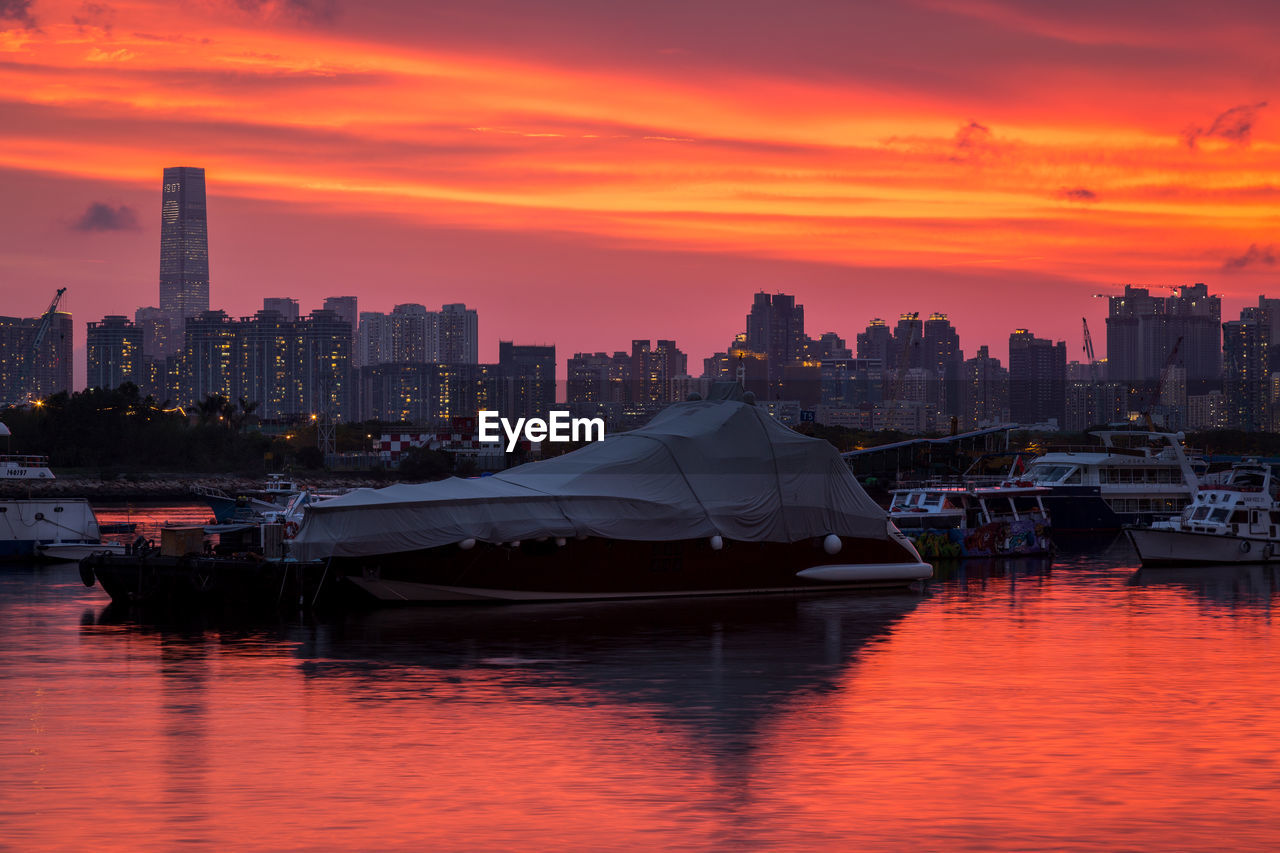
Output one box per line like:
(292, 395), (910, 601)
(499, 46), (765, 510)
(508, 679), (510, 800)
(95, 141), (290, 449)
(709, 535), (724, 551)
(78, 557), (95, 588)
(459, 538), (476, 550)
(1240, 540), (1251, 554)
(284, 521), (300, 539)
(555, 538), (566, 547)
(823, 534), (842, 555)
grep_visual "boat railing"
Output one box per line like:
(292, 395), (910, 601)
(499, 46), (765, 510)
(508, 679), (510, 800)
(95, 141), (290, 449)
(0, 454), (50, 467)
(191, 483), (232, 500)
(1039, 445), (1147, 457)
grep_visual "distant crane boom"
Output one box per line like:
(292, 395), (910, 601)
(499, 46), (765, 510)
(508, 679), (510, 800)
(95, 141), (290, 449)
(1143, 335), (1183, 431)
(1081, 317), (1095, 363)
(18, 287), (66, 404)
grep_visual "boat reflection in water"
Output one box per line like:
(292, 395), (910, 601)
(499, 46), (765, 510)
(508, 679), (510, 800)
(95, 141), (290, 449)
(1128, 564), (1280, 609)
(289, 591), (924, 735)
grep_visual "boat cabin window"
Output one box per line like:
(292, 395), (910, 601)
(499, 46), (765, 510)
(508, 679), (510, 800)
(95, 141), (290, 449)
(1012, 496), (1043, 516)
(1232, 471), (1266, 489)
(1191, 506), (1210, 521)
(1062, 469), (1081, 484)
(924, 494), (944, 508)
(1209, 508), (1230, 523)
(1030, 465), (1071, 483)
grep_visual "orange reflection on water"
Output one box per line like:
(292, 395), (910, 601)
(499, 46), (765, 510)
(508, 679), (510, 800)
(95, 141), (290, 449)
(2, 551), (1279, 851)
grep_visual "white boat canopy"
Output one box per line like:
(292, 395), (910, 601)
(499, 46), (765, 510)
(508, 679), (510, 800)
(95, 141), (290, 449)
(291, 397), (889, 561)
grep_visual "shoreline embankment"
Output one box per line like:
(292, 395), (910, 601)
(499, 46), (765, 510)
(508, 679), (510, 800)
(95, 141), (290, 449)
(0, 473), (388, 503)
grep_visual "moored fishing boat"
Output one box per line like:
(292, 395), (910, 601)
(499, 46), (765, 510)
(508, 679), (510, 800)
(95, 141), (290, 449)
(291, 388), (932, 603)
(888, 481), (1051, 559)
(1126, 460), (1280, 566)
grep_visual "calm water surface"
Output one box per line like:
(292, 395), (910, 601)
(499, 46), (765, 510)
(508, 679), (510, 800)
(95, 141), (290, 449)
(2, 505), (1279, 851)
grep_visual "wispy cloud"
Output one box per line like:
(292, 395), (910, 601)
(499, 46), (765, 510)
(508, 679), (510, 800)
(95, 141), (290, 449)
(0, 0), (35, 28)
(71, 202), (140, 232)
(1058, 187), (1097, 202)
(1222, 243), (1276, 271)
(1182, 101), (1268, 148)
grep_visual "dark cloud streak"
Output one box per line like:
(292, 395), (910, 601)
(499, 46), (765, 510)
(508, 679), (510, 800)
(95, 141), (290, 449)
(72, 202), (140, 232)
(1058, 188), (1098, 201)
(1182, 101), (1268, 148)
(0, 0), (35, 28)
(1222, 243), (1276, 271)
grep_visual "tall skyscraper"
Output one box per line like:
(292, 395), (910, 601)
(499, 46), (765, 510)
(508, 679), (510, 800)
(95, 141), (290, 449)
(1009, 329), (1067, 426)
(159, 167), (210, 349)
(440, 303), (479, 364)
(86, 315), (142, 391)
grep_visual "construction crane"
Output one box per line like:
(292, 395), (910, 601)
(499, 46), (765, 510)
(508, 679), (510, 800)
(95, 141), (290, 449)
(17, 287), (66, 405)
(1143, 335), (1183, 431)
(1081, 317), (1095, 363)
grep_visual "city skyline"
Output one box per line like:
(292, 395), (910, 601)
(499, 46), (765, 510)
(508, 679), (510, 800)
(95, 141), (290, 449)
(2, 1), (1277, 387)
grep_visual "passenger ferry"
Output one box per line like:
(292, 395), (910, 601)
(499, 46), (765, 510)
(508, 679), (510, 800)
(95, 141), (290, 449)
(888, 481), (1051, 559)
(1023, 430), (1202, 531)
(1127, 461), (1280, 566)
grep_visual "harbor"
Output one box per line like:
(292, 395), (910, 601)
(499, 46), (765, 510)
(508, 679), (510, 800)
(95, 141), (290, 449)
(3, 514), (1279, 850)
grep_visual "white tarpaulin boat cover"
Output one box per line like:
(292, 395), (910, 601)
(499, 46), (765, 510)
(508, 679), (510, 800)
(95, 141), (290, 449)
(291, 397), (889, 561)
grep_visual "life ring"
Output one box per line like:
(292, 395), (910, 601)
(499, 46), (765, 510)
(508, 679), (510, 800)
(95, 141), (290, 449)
(1240, 540), (1251, 553)
(284, 521), (300, 539)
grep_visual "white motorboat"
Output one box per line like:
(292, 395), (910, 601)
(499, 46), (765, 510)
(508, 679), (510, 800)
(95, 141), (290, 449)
(0, 424), (101, 558)
(1024, 430), (1203, 531)
(1126, 461), (1280, 566)
(36, 542), (128, 562)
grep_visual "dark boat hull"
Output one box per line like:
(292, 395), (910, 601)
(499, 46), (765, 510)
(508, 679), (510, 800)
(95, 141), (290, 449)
(331, 535), (931, 604)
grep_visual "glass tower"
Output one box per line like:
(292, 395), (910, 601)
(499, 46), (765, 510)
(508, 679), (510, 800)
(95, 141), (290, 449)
(159, 166), (210, 324)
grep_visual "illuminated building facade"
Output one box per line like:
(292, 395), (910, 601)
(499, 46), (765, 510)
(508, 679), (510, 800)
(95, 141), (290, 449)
(86, 315), (142, 391)
(159, 166), (210, 352)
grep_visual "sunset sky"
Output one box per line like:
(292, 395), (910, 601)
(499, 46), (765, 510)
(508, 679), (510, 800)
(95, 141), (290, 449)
(1, 0), (1277, 383)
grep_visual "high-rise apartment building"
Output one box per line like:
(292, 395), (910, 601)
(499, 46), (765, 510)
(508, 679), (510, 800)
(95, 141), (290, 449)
(86, 315), (142, 391)
(159, 167), (210, 352)
(389, 304), (438, 363)
(630, 339), (687, 405)
(0, 310), (72, 403)
(856, 318), (894, 367)
(175, 309), (352, 420)
(960, 345), (1009, 431)
(745, 293), (805, 379)
(263, 298), (300, 322)
(1009, 329), (1066, 426)
(440, 303), (479, 364)
(1222, 301), (1276, 430)
(1106, 284), (1221, 385)
(567, 352), (630, 403)
(323, 296), (358, 364)
(498, 342), (557, 419)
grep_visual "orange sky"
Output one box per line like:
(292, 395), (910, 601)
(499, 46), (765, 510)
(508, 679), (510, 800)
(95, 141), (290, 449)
(1, 0), (1277, 380)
